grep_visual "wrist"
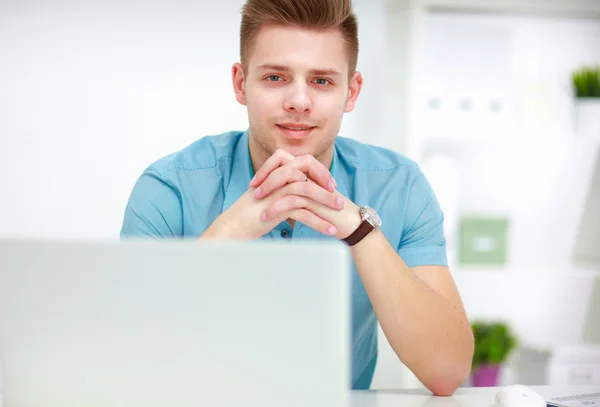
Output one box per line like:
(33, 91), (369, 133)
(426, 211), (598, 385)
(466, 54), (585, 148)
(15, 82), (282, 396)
(199, 216), (236, 239)
(339, 208), (362, 239)
(340, 205), (382, 247)
(349, 227), (383, 252)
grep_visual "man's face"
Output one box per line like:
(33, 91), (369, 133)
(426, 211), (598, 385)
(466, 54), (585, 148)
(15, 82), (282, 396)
(232, 24), (362, 162)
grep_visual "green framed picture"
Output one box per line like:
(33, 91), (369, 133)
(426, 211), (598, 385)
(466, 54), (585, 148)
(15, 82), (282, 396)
(459, 216), (509, 266)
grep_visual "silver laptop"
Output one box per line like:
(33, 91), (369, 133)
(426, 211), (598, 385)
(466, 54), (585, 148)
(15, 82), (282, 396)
(0, 238), (351, 407)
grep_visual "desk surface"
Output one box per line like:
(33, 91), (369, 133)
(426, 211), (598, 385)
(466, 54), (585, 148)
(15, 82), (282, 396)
(350, 386), (600, 407)
(2, 385), (599, 407)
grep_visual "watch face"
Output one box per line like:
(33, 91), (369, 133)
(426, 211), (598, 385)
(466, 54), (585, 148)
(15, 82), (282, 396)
(362, 206), (382, 228)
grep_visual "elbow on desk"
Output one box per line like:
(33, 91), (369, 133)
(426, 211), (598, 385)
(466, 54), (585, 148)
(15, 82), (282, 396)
(432, 331), (475, 396)
(425, 367), (470, 396)
(427, 378), (462, 397)
(423, 350), (474, 396)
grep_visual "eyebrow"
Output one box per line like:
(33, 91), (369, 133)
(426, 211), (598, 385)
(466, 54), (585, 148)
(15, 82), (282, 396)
(256, 64), (342, 77)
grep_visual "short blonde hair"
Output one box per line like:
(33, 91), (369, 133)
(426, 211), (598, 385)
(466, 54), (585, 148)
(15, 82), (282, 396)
(240, 0), (359, 75)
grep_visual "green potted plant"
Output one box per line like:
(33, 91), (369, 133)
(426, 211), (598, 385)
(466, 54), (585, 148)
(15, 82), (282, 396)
(470, 320), (517, 387)
(572, 65), (600, 137)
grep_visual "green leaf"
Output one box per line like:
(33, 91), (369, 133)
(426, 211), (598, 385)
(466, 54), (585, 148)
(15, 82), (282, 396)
(471, 320), (518, 369)
(572, 66), (600, 98)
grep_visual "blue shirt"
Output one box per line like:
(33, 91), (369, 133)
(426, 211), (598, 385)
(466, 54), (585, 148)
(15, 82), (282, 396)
(120, 130), (448, 389)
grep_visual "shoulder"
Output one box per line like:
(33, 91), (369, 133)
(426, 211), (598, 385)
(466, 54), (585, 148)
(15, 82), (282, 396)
(145, 130), (243, 177)
(335, 136), (420, 173)
(335, 137), (435, 202)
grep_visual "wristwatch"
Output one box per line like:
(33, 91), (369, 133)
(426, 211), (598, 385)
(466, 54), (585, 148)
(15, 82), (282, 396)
(342, 206), (382, 246)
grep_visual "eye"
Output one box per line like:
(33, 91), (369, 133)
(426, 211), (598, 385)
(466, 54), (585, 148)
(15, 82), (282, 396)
(266, 75), (282, 82)
(314, 78), (331, 86)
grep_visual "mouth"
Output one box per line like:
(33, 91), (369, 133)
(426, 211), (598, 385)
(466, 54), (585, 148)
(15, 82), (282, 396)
(275, 123), (317, 139)
(277, 124), (316, 131)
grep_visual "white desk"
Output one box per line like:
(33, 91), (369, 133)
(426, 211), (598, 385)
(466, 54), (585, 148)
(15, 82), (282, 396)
(349, 386), (600, 407)
(1, 385), (599, 407)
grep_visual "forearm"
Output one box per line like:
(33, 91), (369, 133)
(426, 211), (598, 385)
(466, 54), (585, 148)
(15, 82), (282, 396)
(198, 217), (236, 239)
(350, 231), (473, 396)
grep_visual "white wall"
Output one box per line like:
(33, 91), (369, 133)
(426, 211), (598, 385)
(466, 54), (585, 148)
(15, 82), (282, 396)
(0, 1), (242, 239)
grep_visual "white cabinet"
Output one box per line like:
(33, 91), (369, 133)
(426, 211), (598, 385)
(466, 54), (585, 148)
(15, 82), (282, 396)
(548, 346), (600, 386)
(515, 344), (600, 386)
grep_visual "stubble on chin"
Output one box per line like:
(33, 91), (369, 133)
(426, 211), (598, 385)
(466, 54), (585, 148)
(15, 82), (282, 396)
(249, 123), (337, 162)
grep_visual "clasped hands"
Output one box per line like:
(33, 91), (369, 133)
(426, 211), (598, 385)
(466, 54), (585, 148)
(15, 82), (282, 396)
(204, 149), (361, 240)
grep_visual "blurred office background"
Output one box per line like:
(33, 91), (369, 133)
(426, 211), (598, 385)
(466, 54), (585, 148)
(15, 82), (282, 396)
(1, 0), (599, 390)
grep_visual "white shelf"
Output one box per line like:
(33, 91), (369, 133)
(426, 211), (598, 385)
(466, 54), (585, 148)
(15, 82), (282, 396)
(402, 0), (600, 18)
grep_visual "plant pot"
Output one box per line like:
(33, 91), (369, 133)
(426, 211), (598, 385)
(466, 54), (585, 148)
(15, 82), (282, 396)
(471, 364), (501, 387)
(574, 98), (600, 139)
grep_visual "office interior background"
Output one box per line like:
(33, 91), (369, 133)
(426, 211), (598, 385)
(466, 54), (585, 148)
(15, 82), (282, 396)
(1, 0), (599, 390)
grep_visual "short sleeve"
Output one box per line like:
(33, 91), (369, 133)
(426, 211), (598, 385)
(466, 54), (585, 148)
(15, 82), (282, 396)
(397, 168), (448, 267)
(120, 168), (183, 240)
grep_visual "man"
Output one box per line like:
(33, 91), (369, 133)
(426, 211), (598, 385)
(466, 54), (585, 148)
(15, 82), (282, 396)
(121, 0), (474, 395)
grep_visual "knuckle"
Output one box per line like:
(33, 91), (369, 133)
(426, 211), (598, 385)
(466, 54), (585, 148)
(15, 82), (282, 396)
(300, 209), (313, 223)
(280, 183), (292, 196)
(292, 209), (306, 221)
(300, 181), (311, 195)
(272, 203), (287, 218)
(264, 206), (275, 219)
(284, 165), (294, 179)
(291, 196), (305, 208)
(259, 181), (272, 195)
(330, 194), (339, 206)
(313, 217), (328, 233)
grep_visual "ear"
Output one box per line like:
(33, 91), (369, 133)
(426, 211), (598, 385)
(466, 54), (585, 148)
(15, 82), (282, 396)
(232, 62), (247, 106)
(344, 71), (363, 113)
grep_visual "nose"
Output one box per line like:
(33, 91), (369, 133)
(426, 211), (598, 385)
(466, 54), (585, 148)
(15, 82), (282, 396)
(283, 80), (313, 113)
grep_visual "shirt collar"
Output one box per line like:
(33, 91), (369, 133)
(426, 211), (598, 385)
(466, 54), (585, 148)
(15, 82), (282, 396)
(330, 142), (349, 200)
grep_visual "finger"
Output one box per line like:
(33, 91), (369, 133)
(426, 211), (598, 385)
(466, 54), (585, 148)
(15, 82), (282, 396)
(279, 180), (344, 211)
(289, 209), (337, 236)
(262, 196), (337, 236)
(285, 155), (336, 192)
(250, 149), (294, 188)
(262, 195), (306, 221)
(254, 165), (306, 198)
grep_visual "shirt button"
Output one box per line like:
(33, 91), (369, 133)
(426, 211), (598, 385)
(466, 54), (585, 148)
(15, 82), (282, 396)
(281, 229), (291, 238)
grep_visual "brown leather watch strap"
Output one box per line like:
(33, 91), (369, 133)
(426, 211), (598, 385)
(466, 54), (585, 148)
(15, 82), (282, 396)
(341, 220), (374, 246)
